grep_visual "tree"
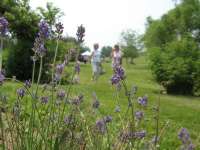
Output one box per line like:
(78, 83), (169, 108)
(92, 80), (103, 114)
(101, 46), (112, 58)
(120, 29), (142, 64)
(1, 0), (63, 80)
(144, 0), (200, 95)
(37, 2), (64, 30)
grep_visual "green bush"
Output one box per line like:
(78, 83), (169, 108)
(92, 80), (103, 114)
(148, 38), (200, 95)
(145, 0), (200, 96)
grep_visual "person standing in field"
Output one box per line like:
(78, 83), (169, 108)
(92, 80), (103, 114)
(91, 43), (101, 81)
(111, 44), (123, 68)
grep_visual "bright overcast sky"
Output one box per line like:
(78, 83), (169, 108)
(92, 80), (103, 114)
(30, 0), (175, 49)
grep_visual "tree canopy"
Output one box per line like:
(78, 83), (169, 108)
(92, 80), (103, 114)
(144, 0), (200, 95)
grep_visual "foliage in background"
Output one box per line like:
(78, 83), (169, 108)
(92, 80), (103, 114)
(0, 0), (66, 80)
(101, 46), (112, 58)
(144, 0), (200, 96)
(120, 29), (143, 64)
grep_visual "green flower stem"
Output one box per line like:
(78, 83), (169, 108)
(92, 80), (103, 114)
(0, 38), (3, 72)
(45, 38), (59, 149)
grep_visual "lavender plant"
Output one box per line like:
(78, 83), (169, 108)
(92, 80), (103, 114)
(0, 17), (197, 150)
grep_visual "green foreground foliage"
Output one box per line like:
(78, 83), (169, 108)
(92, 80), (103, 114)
(1, 56), (200, 149)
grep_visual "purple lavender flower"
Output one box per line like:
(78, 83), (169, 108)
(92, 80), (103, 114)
(56, 63), (65, 74)
(64, 115), (73, 125)
(41, 96), (49, 104)
(76, 24), (85, 43)
(0, 72), (5, 85)
(75, 62), (80, 74)
(13, 103), (20, 117)
(103, 115), (112, 123)
(114, 66), (125, 80)
(32, 37), (47, 57)
(135, 111), (144, 120)
(178, 128), (191, 144)
(134, 130), (146, 139)
(111, 74), (121, 85)
(17, 88), (25, 98)
(55, 22), (64, 35)
(71, 94), (84, 105)
(115, 105), (121, 112)
(54, 63), (65, 81)
(92, 99), (100, 109)
(24, 80), (31, 88)
(92, 92), (100, 109)
(57, 90), (65, 99)
(111, 66), (125, 85)
(38, 20), (50, 39)
(120, 130), (146, 142)
(95, 119), (106, 134)
(0, 17), (8, 35)
(138, 96), (148, 107)
(188, 143), (195, 150)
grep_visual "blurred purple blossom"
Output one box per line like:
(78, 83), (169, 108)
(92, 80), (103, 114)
(103, 115), (112, 123)
(17, 88), (25, 98)
(64, 115), (73, 125)
(96, 119), (106, 134)
(54, 63), (65, 81)
(138, 96), (148, 107)
(111, 66), (125, 85)
(71, 94), (84, 105)
(55, 22), (64, 35)
(178, 128), (191, 144)
(114, 66), (125, 80)
(75, 61), (80, 74)
(111, 74), (121, 85)
(0, 17), (8, 35)
(135, 111), (144, 120)
(32, 37), (47, 57)
(24, 80), (31, 88)
(57, 90), (65, 99)
(120, 130), (146, 142)
(92, 99), (100, 109)
(92, 92), (100, 109)
(41, 96), (49, 104)
(0, 71), (5, 85)
(38, 20), (50, 39)
(56, 63), (65, 74)
(76, 24), (85, 43)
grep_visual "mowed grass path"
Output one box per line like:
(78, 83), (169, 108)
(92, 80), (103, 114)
(1, 55), (200, 149)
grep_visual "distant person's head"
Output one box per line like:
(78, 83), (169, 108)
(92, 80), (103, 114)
(114, 44), (120, 52)
(94, 43), (99, 50)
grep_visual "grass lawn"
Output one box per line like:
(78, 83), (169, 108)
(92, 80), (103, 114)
(1, 55), (200, 149)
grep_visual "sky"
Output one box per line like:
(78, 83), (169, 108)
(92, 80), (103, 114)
(30, 0), (175, 49)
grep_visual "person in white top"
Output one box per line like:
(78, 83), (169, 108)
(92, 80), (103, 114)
(111, 44), (123, 68)
(91, 43), (101, 81)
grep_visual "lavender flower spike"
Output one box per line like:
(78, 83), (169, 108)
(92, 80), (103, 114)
(0, 17), (9, 35)
(17, 88), (25, 98)
(38, 20), (50, 39)
(0, 71), (5, 85)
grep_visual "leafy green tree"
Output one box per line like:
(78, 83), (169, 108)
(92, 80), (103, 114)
(120, 29), (141, 64)
(1, 0), (64, 80)
(37, 2), (64, 30)
(144, 0), (200, 95)
(101, 46), (112, 58)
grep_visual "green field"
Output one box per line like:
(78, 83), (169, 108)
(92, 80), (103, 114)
(1, 55), (200, 149)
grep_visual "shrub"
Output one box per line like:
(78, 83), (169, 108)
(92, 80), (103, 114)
(149, 37), (200, 95)
(145, 0), (200, 96)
